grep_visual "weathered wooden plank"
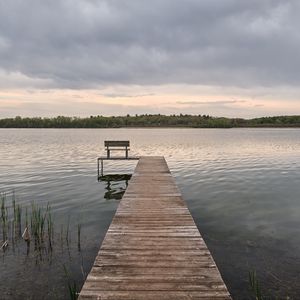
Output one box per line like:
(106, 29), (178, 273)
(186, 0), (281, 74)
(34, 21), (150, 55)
(79, 156), (231, 299)
(86, 274), (224, 282)
(82, 281), (228, 291)
(89, 266), (223, 276)
(97, 249), (211, 256)
(79, 290), (230, 300)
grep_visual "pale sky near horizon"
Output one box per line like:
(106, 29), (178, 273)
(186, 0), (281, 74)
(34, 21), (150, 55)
(0, 0), (300, 118)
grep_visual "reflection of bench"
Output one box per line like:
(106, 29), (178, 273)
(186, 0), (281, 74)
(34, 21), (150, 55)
(105, 140), (130, 159)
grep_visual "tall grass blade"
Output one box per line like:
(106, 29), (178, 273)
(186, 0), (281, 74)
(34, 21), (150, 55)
(249, 270), (263, 300)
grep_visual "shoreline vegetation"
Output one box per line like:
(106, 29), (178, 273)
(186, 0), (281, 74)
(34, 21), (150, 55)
(0, 114), (300, 128)
(1, 192), (82, 299)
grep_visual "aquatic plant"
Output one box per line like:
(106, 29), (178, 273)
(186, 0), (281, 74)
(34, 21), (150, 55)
(249, 270), (263, 300)
(46, 204), (53, 249)
(30, 202), (48, 246)
(63, 264), (79, 300)
(0, 192), (85, 255)
(1, 193), (22, 244)
(66, 216), (70, 244)
(25, 207), (28, 228)
(248, 270), (292, 300)
(77, 223), (81, 251)
(1, 191), (86, 298)
(1, 193), (8, 241)
(12, 193), (22, 237)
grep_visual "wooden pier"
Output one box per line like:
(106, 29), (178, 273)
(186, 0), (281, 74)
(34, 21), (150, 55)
(79, 156), (231, 299)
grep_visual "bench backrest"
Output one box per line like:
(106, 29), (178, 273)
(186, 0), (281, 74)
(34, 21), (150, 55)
(104, 140), (130, 148)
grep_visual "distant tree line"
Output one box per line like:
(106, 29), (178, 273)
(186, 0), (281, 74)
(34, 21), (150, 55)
(0, 114), (300, 128)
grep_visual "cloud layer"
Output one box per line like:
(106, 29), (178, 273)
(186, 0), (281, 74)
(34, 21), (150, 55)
(1, 0), (299, 89)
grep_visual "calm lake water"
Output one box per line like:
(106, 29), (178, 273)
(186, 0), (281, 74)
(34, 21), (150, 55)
(0, 128), (300, 299)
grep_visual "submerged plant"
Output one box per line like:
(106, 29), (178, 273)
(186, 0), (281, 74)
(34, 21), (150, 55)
(47, 204), (53, 249)
(249, 270), (263, 300)
(1, 191), (87, 299)
(27, 202), (57, 253)
(1, 191), (84, 254)
(12, 194), (22, 237)
(77, 223), (81, 251)
(66, 216), (70, 244)
(1, 193), (8, 241)
(63, 264), (79, 300)
(31, 202), (46, 245)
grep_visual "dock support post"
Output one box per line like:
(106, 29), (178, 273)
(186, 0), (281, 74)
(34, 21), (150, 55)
(101, 159), (104, 177)
(97, 158), (104, 178)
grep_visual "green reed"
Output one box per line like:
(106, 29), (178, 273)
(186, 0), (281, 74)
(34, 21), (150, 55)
(1, 194), (8, 241)
(77, 223), (81, 251)
(249, 270), (263, 300)
(47, 204), (53, 249)
(1, 192), (83, 258)
(30, 202), (46, 244)
(1, 192), (86, 299)
(0, 193), (83, 300)
(25, 207), (28, 227)
(12, 194), (22, 237)
(66, 216), (70, 244)
(63, 264), (79, 300)
(249, 270), (291, 300)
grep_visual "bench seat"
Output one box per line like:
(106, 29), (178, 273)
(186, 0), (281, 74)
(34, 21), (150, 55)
(105, 140), (130, 158)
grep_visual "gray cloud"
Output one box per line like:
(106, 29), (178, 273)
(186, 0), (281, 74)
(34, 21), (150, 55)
(176, 100), (246, 105)
(0, 0), (299, 89)
(101, 93), (155, 98)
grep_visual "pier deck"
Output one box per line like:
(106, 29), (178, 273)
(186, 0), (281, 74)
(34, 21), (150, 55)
(79, 156), (231, 299)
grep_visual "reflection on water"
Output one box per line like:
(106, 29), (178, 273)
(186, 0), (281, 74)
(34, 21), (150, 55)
(98, 174), (131, 200)
(0, 128), (300, 299)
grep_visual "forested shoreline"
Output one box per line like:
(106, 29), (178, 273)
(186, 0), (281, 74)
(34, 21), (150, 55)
(0, 115), (300, 128)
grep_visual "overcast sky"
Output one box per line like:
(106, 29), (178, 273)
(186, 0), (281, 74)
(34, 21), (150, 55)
(0, 0), (299, 118)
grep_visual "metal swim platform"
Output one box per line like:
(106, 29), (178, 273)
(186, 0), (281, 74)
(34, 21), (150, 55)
(80, 156), (231, 299)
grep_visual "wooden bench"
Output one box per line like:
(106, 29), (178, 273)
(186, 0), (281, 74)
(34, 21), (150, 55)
(105, 140), (130, 158)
